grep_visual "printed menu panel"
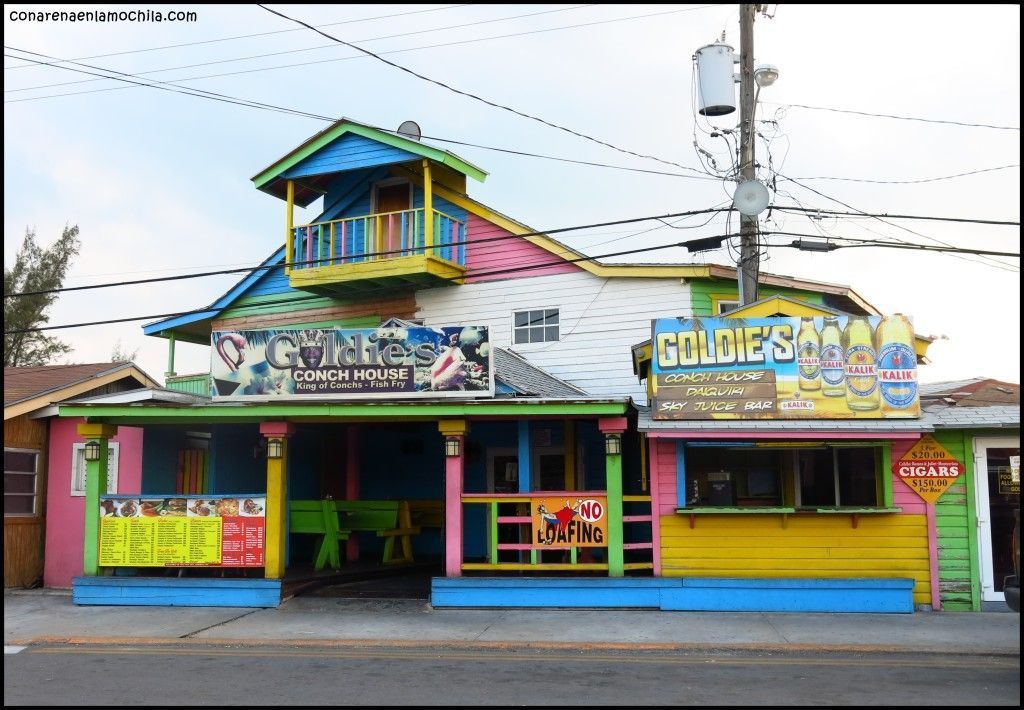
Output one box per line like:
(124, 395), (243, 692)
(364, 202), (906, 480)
(98, 496), (265, 567)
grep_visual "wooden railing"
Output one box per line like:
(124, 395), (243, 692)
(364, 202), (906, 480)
(289, 208), (466, 271)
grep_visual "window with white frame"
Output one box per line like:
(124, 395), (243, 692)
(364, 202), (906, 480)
(71, 442), (119, 496)
(4, 448), (40, 516)
(513, 308), (559, 344)
(716, 299), (740, 314)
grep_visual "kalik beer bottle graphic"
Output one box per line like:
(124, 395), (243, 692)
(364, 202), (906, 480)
(877, 313), (918, 417)
(797, 317), (821, 391)
(842, 316), (879, 411)
(819, 316), (845, 397)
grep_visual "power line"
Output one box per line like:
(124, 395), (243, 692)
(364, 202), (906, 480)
(256, 3), (713, 177)
(772, 206), (1020, 227)
(763, 231), (1020, 258)
(2, 4), (473, 69)
(5, 6), (719, 108)
(5, 5), (596, 93)
(772, 173), (1020, 273)
(789, 164), (1020, 185)
(2, 231), (744, 334)
(3, 207), (731, 299)
(763, 102), (1021, 131)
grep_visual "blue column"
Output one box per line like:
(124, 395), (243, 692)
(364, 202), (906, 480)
(676, 441), (687, 508)
(518, 420), (531, 493)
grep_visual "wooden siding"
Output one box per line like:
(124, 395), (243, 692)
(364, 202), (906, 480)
(415, 269), (692, 401)
(659, 514), (932, 607)
(689, 280), (824, 315)
(281, 133), (418, 180)
(464, 214), (581, 282)
(212, 293), (417, 331)
(4, 413), (48, 588)
(892, 430), (977, 611)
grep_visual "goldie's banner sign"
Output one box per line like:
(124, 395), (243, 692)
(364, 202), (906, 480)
(893, 435), (964, 504)
(211, 325), (493, 399)
(651, 315), (920, 420)
(532, 497), (608, 548)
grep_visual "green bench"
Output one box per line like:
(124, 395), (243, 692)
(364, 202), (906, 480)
(290, 499), (351, 572)
(289, 499), (421, 571)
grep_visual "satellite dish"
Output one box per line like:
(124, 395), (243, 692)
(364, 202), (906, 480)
(397, 120), (422, 141)
(732, 179), (770, 216)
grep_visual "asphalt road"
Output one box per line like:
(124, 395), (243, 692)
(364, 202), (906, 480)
(4, 643), (1020, 706)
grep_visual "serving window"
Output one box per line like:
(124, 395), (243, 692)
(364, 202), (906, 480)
(683, 443), (884, 510)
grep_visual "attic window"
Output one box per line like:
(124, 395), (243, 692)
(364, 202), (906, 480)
(717, 299), (740, 315)
(513, 309), (559, 344)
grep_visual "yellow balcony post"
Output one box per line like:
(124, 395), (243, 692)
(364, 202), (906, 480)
(422, 159), (434, 256)
(285, 180), (295, 274)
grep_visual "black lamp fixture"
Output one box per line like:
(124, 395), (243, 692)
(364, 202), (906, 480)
(604, 434), (622, 456)
(445, 436), (461, 457)
(266, 438), (284, 460)
(83, 440), (102, 462)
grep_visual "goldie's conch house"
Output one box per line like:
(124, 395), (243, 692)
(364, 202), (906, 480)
(56, 119), (1018, 612)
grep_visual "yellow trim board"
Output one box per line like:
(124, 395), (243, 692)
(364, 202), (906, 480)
(288, 254), (466, 289)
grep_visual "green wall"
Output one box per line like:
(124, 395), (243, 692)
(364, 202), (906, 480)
(689, 281), (824, 316)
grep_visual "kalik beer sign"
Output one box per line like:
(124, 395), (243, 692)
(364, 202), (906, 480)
(650, 315), (920, 420)
(893, 435), (964, 504)
(210, 325), (493, 400)
(532, 497), (608, 548)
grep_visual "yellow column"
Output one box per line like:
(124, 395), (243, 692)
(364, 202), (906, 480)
(261, 422), (296, 579)
(285, 180), (295, 274)
(422, 159), (434, 253)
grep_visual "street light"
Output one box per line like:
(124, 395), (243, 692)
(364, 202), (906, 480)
(754, 63), (779, 87)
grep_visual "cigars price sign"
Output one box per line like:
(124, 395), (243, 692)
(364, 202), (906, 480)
(650, 315), (920, 420)
(98, 496), (266, 567)
(893, 436), (963, 504)
(210, 325), (493, 400)
(532, 497), (608, 548)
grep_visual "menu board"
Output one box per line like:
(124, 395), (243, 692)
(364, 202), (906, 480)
(98, 496), (265, 567)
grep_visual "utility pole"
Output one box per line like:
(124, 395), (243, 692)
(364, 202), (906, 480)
(737, 3), (759, 305)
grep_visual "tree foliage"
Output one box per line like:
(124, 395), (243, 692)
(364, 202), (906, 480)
(110, 339), (140, 363)
(4, 225), (81, 367)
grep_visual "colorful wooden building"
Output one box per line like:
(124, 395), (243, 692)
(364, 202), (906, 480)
(52, 118), (1014, 612)
(4, 363), (156, 588)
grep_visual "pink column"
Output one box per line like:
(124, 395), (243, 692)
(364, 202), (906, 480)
(444, 435), (465, 577)
(346, 425), (360, 561)
(647, 437), (662, 577)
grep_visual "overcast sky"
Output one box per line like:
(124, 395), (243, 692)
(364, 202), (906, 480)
(4, 4), (1020, 385)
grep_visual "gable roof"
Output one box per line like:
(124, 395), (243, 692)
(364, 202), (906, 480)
(3, 362), (160, 420)
(919, 378), (1019, 406)
(251, 118), (487, 206)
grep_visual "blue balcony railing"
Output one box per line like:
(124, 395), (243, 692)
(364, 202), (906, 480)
(289, 208), (466, 271)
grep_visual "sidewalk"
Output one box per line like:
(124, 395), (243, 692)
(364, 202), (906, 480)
(4, 589), (1020, 656)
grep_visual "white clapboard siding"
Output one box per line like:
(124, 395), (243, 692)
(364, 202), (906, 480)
(416, 270), (693, 402)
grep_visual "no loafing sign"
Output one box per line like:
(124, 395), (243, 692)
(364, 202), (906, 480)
(893, 434), (964, 504)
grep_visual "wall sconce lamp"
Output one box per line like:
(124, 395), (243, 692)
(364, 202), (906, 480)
(83, 440), (102, 462)
(605, 434), (622, 456)
(445, 437), (461, 457)
(266, 438), (284, 460)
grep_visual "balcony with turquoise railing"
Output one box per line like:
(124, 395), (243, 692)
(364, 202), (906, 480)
(286, 207), (467, 294)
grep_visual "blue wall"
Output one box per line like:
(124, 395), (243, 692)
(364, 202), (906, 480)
(281, 133), (418, 180)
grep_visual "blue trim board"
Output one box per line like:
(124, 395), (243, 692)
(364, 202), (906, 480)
(431, 577), (915, 613)
(72, 577), (282, 608)
(518, 421), (531, 493)
(676, 441), (686, 508)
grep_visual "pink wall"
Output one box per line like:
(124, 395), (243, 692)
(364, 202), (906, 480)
(43, 417), (143, 588)
(651, 439), (678, 518)
(464, 213), (583, 282)
(890, 438), (928, 515)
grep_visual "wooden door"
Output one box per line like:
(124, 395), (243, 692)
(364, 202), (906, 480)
(374, 182), (411, 254)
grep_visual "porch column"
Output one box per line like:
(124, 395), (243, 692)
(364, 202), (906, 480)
(165, 332), (176, 378)
(439, 419), (469, 577)
(599, 417), (628, 578)
(422, 159), (434, 252)
(261, 421), (296, 580)
(346, 425), (360, 561)
(79, 423), (117, 576)
(285, 179), (295, 274)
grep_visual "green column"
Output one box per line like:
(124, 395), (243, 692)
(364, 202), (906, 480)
(165, 331), (176, 378)
(79, 423), (116, 576)
(606, 444), (624, 577)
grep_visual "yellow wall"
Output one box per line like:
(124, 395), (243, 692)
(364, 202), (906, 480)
(660, 513), (931, 607)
